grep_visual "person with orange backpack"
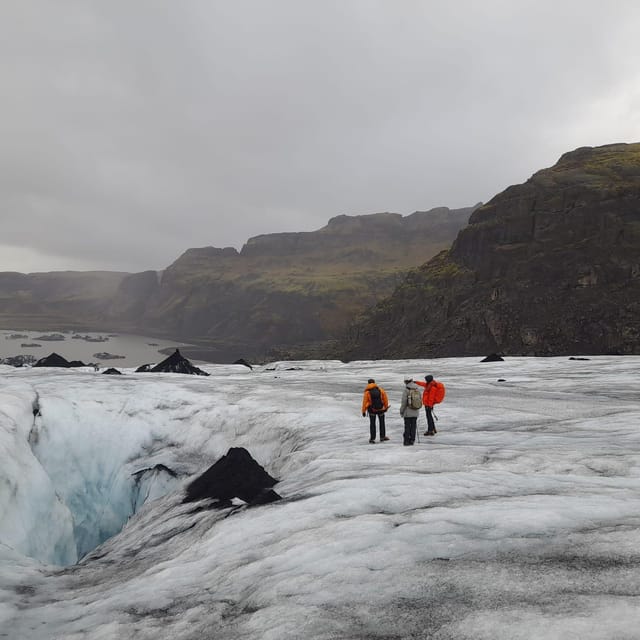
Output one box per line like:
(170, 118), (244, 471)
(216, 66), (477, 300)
(415, 374), (445, 436)
(361, 378), (390, 443)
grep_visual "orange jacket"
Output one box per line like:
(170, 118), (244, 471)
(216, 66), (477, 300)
(415, 379), (437, 408)
(362, 383), (389, 414)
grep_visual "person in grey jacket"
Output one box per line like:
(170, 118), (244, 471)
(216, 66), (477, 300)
(399, 378), (421, 446)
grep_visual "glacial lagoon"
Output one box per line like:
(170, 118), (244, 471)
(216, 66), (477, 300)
(0, 330), (195, 368)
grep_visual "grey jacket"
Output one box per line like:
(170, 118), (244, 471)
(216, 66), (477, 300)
(399, 381), (421, 418)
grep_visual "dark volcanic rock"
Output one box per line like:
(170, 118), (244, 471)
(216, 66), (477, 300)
(34, 353), (87, 368)
(183, 447), (280, 508)
(0, 355), (37, 367)
(102, 368), (122, 375)
(342, 143), (640, 358)
(34, 353), (72, 368)
(148, 349), (209, 375)
(481, 353), (504, 362)
(135, 363), (153, 372)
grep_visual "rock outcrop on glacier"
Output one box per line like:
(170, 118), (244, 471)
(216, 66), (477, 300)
(184, 447), (281, 508)
(147, 349), (209, 375)
(34, 352), (87, 368)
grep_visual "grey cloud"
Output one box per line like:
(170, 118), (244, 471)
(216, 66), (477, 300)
(1, 0), (639, 272)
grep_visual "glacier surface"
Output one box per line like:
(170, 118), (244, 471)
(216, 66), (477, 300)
(1, 356), (640, 639)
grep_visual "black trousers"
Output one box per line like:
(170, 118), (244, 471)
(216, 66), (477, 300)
(403, 417), (417, 444)
(369, 411), (386, 440)
(424, 406), (436, 434)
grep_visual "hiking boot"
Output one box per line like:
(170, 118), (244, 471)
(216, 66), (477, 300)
(369, 439), (376, 444)
(424, 431), (435, 436)
(381, 436), (390, 441)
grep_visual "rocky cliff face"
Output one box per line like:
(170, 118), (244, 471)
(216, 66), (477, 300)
(124, 207), (476, 359)
(106, 271), (161, 321)
(0, 207), (475, 360)
(342, 143), (640, 358)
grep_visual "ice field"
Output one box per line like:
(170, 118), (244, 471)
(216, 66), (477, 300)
(1, 356), (640, 639)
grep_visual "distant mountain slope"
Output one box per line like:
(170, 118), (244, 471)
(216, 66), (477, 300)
(341, 143), (640, 358)
(111, 207), (476, 359)
(0, 207), (475, 359)
(0, 271), (129, 330)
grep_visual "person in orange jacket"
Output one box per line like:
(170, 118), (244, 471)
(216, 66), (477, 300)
(415, 374), (438, 436)
(361, 378), (390, 443)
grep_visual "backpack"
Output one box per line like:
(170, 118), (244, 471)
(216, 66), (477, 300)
(432, 381), (446, 404)
(368, 387), (384, 412)
(408, 388), (423, 410)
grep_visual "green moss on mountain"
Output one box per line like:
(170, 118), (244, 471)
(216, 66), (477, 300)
(341, 143), (640, 359)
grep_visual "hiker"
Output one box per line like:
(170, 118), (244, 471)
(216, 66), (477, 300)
(415, 374), (444, 436)
(361, 378), (389, 443)
(399, 378), (422, 446)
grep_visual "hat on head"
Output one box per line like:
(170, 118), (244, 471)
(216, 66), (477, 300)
(425, 374), (434, 383)
(404, 378), (413, 384)
(368, 378), (375, 384)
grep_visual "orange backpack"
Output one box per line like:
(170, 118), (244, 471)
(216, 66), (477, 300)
(432, 381), (446, 404)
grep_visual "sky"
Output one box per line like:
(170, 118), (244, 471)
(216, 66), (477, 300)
(3, 356), (640, 638)
(1, 1), (640, 274)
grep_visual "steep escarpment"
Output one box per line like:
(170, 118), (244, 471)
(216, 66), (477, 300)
(106, 270), (161, 321)
(342, 143), (640, 358)
(0, 207), (475, 360)
(125, 207), (476, 359)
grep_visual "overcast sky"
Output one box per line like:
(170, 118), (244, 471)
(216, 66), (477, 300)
(1, 1), (639, 273)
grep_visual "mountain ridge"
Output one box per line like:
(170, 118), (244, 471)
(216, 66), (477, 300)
(0, 207), (476, 360)
(341, 142), (640, 358)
